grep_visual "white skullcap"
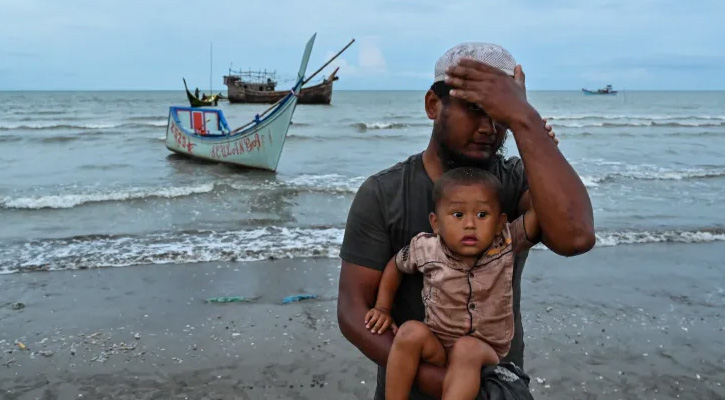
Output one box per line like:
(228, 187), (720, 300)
(434, 42), (517, 82)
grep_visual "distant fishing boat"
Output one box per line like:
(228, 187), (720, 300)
(224, 67), (339, 105)
(165, 34), (317, 171)
(182, 78), (220, 107)
(222, 39), (354, 105)
(582, 84), (618, 95)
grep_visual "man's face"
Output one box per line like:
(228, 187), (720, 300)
(428, 91), (508, 170)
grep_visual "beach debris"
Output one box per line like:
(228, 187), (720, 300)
(92, 351), (109, 362)
(38, 350), (54, 357)
(2, 358), (16, 367)
(282, 294), (318, 304)
(16, 341), (27, 351)
(10, 302), (25, 310)
(134, 333), (141, 340)
(205, 296), (256, 304)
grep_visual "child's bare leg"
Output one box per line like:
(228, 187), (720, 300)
(386, 321), (446, 400)
(442, 336), (499, 400)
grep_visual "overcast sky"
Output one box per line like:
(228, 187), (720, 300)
(1, 0), (723, 90)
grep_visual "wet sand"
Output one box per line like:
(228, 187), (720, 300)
(1, 242), (724, 399)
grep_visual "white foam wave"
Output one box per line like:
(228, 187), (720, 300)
(546, 114), (725, 121)
(582, 167), (725, 185)
(1, 184), (216, 209)
(281, 174), (366, 193)
(354, 122), (410, 131)
(1, 226), (345, 273)
(579, 176), (600, 188)
(2, 175), (366, 210)
(2, 227), (723, 273)
(594, 230), (725, 247)
(0, 122), (119, 130)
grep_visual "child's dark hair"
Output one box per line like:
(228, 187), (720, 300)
(432, 167), (503, 209)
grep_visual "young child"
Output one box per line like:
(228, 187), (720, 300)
(364, 167), (540, 400)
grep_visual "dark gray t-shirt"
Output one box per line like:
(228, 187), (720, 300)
(340, 152), (530, 400)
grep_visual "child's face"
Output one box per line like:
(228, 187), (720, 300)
(429, 183), (507, 260)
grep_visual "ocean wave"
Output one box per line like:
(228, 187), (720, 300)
(353, 122), (410, 131)
(0, 226), (345, 273)
(566, 130), (722, 139)
(275, 174), (365, 194)
(351, 121), (431, 132)
(594, 229), (725, 247)
(582, 167), (725, 185)
(1, 184), (216, 209)
(555, 121), (725, 128)
(0, 123), (120, 131)
(287, 132), (419, 141)
(546, 114), (725, 121)
(2, 227), (723, 273)
(1, 175), (366, 210)
(0, 121), (167, 131)
(126, 115), (166, 121)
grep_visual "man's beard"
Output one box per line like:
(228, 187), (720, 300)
(432, 119), (504, 172)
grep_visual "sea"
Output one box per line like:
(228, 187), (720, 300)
(1, 90), (724, 273)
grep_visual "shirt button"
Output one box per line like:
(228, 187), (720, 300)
(469, 303), (476, 310)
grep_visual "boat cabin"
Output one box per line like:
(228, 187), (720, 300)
(171, 107), (231, 136)
(223, 69), (278, 92)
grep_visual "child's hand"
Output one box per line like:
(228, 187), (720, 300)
(365, 307), (397, 335)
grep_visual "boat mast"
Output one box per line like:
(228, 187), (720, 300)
(209, 42), (213, 96)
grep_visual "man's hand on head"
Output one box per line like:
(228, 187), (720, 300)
(444, 59), (538, 129)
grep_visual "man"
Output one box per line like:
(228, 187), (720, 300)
(337, 43), (595, 399)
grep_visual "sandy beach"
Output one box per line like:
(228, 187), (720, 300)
(2, 242), (724, 400)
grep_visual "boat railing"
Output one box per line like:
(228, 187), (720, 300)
(226, 68), (277, 83)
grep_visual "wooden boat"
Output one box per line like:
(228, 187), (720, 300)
(165, 34), (316, 171)
(224, 67), (339, 105)
(183, 78), (221, 107)
(582, 84), (618, 95)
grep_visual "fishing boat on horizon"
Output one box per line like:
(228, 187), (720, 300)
(582, 84), (618, 95)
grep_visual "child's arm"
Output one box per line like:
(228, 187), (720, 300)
(364, 257), (402, 335)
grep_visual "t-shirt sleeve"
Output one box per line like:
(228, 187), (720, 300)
(394, 235), (424, 275)
(500, 157), (529, 218)
(509, 215), (535, 254)
(339, 176), (393, 271)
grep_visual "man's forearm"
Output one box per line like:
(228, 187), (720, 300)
(338, 296), (445, 398)
(510, 109), (596, 256)
(338, 295), (395, 366)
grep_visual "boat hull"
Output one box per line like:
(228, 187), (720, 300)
(581, 89), (618, 95)
(165, 99), (296, 171)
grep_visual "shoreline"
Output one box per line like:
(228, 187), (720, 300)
(1, 242), (724, 399)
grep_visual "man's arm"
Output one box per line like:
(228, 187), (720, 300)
(445, 60), (595, 256)
(337, 261), (446, 398)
